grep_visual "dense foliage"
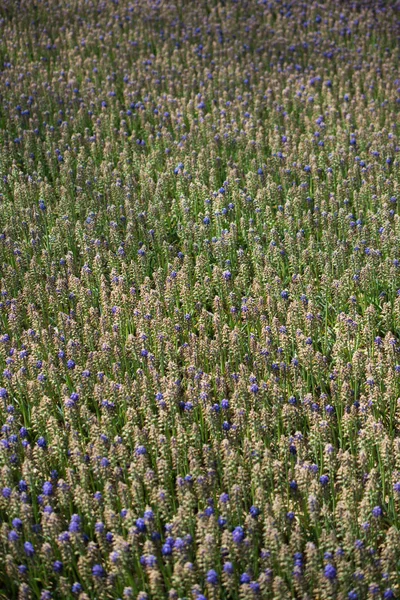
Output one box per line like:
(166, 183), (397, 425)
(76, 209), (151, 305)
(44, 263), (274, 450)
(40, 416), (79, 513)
(0, 1), (399, 599)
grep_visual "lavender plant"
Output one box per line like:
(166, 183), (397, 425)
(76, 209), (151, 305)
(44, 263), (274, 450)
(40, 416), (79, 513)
(0, 0), (399, 598)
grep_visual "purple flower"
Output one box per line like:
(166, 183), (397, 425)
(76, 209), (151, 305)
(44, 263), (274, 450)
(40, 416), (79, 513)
(249, 505), (260, 518)
(2, 487), (11, 498)
(324, 564), (337, 580)
(24, 541), (35, 557)
(53, 561), (63, 573)
(37, 437), (47, 448)
(206, 569), (218, 585)
(42, 481), (53, 496)
(92, 564), (106, 578)
(71, 583), (82, 594)
(146, 555), (158, 567)
(67, 359), (75, 370)
(223, 562), (234, 574)
(12, 518), (22, 530)
(320, 475), (329, 486)
(58, 532), (70, 543)
(136, 445), (147, 456)
(69, 515), (81, 533)
(372, 506), (383, 518)
(8, 530), (19, 542)
(161, 543), (172, 556)
(136, 518), (146, 532)
(232, 526), (244, 544)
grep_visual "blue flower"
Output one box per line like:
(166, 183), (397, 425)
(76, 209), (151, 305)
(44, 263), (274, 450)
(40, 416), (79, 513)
(372, 506), (382, 518)
(92, 564), (106, 578)
(232, 526), (244, 544)
(53, 560), (63, 573)
(324, 564), (337, 580)
(69, 514), (81, 533)
(161, 543), (172, 556)
(218, 516), (227, 527)
(320, 475), (329, 486)
(42, 481), (53, 496)
(24, 541), (35, 557)
(136, 518), (146, 533)
(206, 569), (218, 585)
(249, 505), (260, 518)
(8, 530), (19, 542)
(2, 487), (11, 498)
(12, 518), (22, 530)
(223, 562), (234, 574)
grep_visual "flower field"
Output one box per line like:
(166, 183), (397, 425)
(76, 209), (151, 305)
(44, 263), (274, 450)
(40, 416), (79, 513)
(0, 1), (399, 598)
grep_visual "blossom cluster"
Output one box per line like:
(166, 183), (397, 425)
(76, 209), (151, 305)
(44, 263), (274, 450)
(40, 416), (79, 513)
(0, 1), (399, 599)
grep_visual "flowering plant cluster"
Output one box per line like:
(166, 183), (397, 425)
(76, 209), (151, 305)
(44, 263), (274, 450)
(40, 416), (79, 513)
(0, 1), (399, 599)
